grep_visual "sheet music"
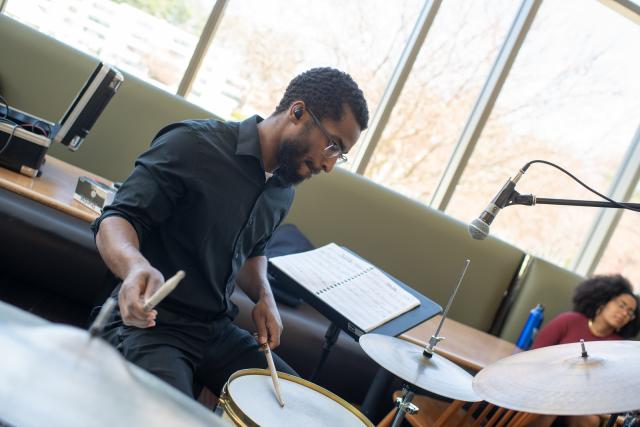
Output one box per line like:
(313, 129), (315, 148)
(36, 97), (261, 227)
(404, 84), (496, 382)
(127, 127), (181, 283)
(270, 243), (420, 332)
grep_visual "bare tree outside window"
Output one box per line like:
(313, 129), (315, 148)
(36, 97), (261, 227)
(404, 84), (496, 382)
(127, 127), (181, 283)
(445, 0), (640, 268)
(6, 0), (639, 279)
(187, 0), (422, 120)
(364, 0), (520, 203)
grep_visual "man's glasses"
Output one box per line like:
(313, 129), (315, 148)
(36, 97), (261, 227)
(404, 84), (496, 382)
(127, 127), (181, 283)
(306, 108), (347, 164)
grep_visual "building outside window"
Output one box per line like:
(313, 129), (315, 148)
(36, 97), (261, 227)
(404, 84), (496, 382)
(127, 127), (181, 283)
(5, 0), (214, 92)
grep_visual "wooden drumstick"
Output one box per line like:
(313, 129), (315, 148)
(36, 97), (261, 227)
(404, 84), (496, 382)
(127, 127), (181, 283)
(262, 342), (285, 407)
(143, 270), (185, 312)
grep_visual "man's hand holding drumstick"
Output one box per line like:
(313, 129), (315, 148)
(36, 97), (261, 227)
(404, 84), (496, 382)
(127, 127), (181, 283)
(119, 268), (185, 328)
(143, 270), (185, 312)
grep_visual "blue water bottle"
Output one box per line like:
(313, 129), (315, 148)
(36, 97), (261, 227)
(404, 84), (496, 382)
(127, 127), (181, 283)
(515, 304), (544, 350)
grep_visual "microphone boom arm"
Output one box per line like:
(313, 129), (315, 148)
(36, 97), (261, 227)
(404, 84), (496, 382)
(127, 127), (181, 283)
(468, 162), (639, 241)
(506, 193), (640, 210)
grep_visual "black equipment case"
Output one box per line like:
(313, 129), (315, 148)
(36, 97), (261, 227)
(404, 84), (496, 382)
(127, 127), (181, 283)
(0, 63), (123, 177)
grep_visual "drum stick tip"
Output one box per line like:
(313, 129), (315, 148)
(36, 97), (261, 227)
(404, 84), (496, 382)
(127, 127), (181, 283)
(262, 343), (285, 407)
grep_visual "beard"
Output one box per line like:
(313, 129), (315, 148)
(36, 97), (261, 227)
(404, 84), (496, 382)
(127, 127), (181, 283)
(275, 136), (313, 186)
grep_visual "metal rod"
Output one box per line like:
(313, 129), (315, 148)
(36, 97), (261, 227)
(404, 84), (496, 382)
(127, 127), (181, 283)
(580, 339), (588, 359)
(88, 297), (117, 338)
(510, 194), (640, 209)
(424, 259), (470, 357)
(391, 386), (415, 427)
(534, 198), (640, 209)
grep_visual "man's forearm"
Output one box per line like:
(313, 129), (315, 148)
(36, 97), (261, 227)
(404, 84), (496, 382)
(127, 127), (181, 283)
(236, 256), (274, 303)
(95, 216), (150, 280)
(238, 255), (282, 347)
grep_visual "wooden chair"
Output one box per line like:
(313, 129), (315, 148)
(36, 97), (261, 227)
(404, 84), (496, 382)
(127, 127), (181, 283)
(377, 392), (539, 427)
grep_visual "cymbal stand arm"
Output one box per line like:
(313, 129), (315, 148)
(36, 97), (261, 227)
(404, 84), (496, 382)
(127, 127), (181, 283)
(391, 384), (418, 427)
(424, 259), (470, 358)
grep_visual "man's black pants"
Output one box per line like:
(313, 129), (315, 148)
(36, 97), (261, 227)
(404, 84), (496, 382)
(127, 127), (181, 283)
(102, 307), (297, 398)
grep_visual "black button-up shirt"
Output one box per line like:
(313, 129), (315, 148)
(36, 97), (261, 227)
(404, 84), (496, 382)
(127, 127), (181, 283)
(92, 116), (295, 319)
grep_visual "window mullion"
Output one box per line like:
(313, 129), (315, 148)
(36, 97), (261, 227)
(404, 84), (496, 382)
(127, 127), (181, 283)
(350, 0), (443, 175)
(429, 0), (542, 210)
(573, 125), (640, 276)
(176, 0), (229, 97)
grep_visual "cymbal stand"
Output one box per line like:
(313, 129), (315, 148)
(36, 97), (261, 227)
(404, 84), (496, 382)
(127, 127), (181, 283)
(582, 340), (622, 427)
(391, 384), (418, 427)
(423, 259), (470, 358)
(88, 297), (117, 338)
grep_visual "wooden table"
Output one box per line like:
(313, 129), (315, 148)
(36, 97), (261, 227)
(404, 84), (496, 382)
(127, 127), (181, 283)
(401, 315), (517, 372)
(0, 156), (105, 222)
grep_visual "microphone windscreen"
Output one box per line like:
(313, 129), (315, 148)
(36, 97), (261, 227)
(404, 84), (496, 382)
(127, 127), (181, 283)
(468, 218), (489, 240)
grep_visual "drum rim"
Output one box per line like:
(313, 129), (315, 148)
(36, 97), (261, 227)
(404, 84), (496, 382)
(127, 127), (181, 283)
(218, 368), (373, 427)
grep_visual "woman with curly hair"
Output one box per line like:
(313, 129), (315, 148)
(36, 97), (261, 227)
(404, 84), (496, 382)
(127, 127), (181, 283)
(532, 274), (639, 349)
(529, 274), (639, 427)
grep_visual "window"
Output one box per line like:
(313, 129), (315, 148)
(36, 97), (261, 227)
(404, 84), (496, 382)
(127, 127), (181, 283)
(5, 0), (214, 93)
(445, 0), (640, 268)
(187, 0), (422, 120)
(363, 0), (519, 203)
(594, 186), (640, 291)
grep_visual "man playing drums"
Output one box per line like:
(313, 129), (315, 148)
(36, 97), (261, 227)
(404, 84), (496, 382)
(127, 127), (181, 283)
(91, 68), (369, 398)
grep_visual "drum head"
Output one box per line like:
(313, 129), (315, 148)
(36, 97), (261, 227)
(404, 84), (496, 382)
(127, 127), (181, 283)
(223, 369), (371, 426)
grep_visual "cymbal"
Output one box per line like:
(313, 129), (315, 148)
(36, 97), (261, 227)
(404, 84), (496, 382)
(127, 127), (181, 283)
(0, 324), (230, 427)
(473, 340), (640, 415)
(359, 333), (480, 402)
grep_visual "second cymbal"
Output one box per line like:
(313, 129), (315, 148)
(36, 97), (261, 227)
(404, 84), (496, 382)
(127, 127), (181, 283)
(473, 340), (640, 415)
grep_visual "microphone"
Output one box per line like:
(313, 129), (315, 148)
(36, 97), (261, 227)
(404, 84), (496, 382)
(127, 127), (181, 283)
(468, 170), (524, 240)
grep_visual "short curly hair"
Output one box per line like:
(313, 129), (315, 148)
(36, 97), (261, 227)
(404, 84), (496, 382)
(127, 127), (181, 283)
(572, 274), (640, 339)
(275, 67), (369, 131)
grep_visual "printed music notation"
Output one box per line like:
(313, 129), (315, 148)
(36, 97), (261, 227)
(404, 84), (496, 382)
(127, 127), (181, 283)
(270, 243), (420, 332)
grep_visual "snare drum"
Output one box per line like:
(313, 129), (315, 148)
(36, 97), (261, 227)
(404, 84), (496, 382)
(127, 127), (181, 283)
(217, 369), (373, 427)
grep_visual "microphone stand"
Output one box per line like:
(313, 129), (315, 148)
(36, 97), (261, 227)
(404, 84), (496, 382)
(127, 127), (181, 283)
(504, 193), (640, 210)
